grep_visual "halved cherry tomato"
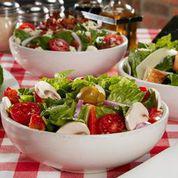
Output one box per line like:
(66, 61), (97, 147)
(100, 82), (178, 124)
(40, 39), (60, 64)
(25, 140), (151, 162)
(48, 39), (69, 51)
(19, 22), (35, 31)
(34, 92), (43, 103)
(29, 114), (45, 131)
(149, 108), (162, 123)
(3, 87), (19, 104)
(96, 113), (125, 134)
(104, 34), (123, 46)
(88, 106), (97, 134)
(10, 102), (41, 125)
(139, 86), (147, 92)
(139, 86), (150, 102)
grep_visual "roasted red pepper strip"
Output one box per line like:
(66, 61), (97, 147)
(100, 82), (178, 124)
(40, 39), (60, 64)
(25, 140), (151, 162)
(88, 106), (97, 135)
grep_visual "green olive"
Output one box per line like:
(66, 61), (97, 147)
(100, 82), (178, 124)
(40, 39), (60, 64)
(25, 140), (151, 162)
(78, 85), (105, 105)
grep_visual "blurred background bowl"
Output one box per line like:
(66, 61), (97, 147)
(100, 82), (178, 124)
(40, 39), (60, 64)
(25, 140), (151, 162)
(9, 35), (127, 78)
(118, 57), (177, 120)
(1, 101), (168, 173)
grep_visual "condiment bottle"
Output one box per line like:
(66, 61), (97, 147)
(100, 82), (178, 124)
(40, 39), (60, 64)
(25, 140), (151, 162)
(35, 0), (64, 17)
(17, 4), (49, 26)
(74, 0), (102, 15)
(0, 2), (19, 53)
(101, 0), (137, 49)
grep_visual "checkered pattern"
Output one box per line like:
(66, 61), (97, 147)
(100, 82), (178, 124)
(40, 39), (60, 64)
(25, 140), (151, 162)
(1, 29), (178, 178)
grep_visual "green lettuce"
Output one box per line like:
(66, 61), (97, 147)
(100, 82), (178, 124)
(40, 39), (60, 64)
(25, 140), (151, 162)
(42, 100), (76, 127)
(29, 36), (51, 49)
(167, 74), (178, 86)
(155, 55), (174, 72)
(96, 106), (116, 118)
(14, 29), (30, 42)
(0, 65), (3, 86)
(53, 31), (74, 44)
(108, 77), (144, 105)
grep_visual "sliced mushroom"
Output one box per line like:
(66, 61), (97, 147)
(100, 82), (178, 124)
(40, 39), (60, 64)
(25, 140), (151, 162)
(2, 97), (12, 110)
(35, 81), (61, 100)
(125, 102), (149, 131)
(173, 54), (178, 72)
(150, 88), (162, 110)
(144, 68), (167, 84)
(56, 122), (90, 135)
(136, 48), (177, 79)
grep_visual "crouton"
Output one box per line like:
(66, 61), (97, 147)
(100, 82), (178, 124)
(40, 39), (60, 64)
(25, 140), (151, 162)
(144, 68), (167, 84)
(173, 54), (178, 72)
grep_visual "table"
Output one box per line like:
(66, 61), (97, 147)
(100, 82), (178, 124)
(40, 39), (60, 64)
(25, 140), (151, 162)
(0, 29), (178, 178)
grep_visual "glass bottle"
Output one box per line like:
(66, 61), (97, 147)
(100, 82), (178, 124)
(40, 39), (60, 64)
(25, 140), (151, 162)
(0, 2), (19, 53)
(101, 0), (137, 49)
(74, 0), (102, 15)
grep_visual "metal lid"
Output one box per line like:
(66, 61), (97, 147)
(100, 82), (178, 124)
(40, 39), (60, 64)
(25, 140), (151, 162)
(18, 5), (49, 22)
(35, 0), (63, 12)
(0, 2), (19, 15)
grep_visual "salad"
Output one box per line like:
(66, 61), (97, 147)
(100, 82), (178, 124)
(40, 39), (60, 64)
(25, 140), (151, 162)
(13, 15), (123, 52)
(126, 34), (178, 86)
(3, 71), (162, 135)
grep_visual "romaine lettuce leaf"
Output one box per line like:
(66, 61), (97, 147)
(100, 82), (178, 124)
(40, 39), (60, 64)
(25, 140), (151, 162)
(0, 65), (3, 86)
(42, 100), (76, 127)
(96, 106), (116, 118)
(78, 105), (90, 123)
(53, 31), (74, 44)
(14, 29), (31, 42)
(155, 55), (174, 72)
(29, 36), (51, 49)
(167, 74), (178, 86)
(108, 77), (144, 105)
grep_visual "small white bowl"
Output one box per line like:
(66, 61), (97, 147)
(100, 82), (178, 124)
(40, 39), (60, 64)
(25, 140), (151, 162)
(9, 36), (127, 78)
(118, 57), (177, 119)
(1, 102), (168, 173)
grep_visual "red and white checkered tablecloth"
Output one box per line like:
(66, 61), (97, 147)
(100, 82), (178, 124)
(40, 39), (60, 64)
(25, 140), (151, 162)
(1, 29), (178, 178)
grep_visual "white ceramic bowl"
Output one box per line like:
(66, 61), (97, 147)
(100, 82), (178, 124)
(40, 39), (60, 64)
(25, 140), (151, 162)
(118, 57), (177, 119)
(9, 36), (127, 78)
(1, 102), (168, 173)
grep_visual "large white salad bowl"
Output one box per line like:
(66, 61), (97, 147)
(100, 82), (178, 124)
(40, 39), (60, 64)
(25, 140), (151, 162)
(9, 35), (127, 78)
(1, 101), (168, 173)
(118, 57), (178, 119)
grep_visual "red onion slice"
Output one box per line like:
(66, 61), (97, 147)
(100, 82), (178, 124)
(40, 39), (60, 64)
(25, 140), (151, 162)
(73, 100), (83, 120)
(135, 121), (151, 130)
(71, 32), (82, 51)
(103, 100), (129, 108)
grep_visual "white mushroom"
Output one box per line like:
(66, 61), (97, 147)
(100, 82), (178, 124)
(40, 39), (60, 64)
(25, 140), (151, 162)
(2, 97), (12, 110)
(35, 81), (61, 100)
(136, 48), (178, 79)
(125, 102), (149, 131)
(86, 46), (98, 51)
(57, 122), (90, 135)
(150, 88), (162, 110)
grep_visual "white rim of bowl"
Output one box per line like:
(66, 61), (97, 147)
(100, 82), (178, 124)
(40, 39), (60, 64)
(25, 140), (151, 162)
(118, 57), (178, 89)
(9, 35), (128, 54)
(1, 101), (169, 138)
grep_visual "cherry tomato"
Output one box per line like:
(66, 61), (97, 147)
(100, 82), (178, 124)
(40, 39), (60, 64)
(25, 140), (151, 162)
(139, 86), (147, 92)
(139, 86), (150, 102)
(34, 92), (43, 103)
(96, 113), (125, 134)
(78, 86), (105, 105)
(19, 22), (35, 31)
(10, 102), (41, 125)
(104, 34), (123, 46)
(29, 114), (45, 131)
(88, 106), (97, 134)
(149, 108), (162, 123)
(3, 87), (19, 104)
(48, 39), (69, 51)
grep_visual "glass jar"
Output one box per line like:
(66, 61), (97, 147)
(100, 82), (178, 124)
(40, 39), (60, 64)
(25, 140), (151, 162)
(17, 4), (49, 27)
(74, 0), (102, 15)
(35, 0), (64, 17)
(101, 0), (137, 49)
(0, 2), (19, 53)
